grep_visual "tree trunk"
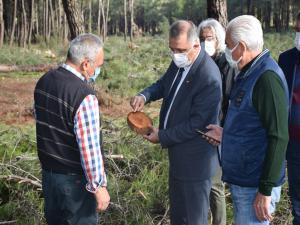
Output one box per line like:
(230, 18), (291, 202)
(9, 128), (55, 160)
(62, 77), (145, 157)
(28, 0), (35, 45)
(54, 0), (59, 36)
(63, 14), (68, 43)
(130, 0), (134, 41)
(20, 0), (27, 47)
(88, 0), (92, 32)
(247, 0), (254, 15)
(264, 1), (271, 31)
(280, 0), (284, 30)
(105, 0), (109, 40)
(62, 0), (84, 40)
(207, 0), (228, 28)
(58, 0), (63, 39)
(49, 0), (55, 39)
(257, 6), (262, 21)
(35, 0), (39, 36)
(285, 0), (290, 30)
(100, 0), (105, 39)
(124, 0), (127, 41)
(0, 0), (4, 47)
(44, 0), (49, 42)
(97, 0), (101, 36)
(240, 0), (244, 15)
(9, 0), (17, 47)
(274, 2), (281, 32)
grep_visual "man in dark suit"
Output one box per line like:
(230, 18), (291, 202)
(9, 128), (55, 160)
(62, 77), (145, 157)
(278, 11), (300, 225)
(130, 20), (222, 225)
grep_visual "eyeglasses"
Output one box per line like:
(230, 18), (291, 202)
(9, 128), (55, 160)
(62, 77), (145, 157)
(200, 36), (216, 42)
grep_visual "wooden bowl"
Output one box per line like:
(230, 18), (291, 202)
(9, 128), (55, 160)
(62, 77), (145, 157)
(127, 111), (153, 135)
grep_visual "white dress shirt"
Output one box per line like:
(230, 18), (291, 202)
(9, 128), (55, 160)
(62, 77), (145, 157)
(163, 64), (192, 128)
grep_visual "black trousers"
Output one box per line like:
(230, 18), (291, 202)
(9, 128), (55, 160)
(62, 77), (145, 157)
(42, 170), (98, 225)
(169, 177), (211, 225)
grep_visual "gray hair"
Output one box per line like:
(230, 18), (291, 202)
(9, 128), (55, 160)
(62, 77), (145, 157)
(169, 20), (199, 44)
(227, 15), (264, 52)
(67, 33), (103, 65)
(198, 18), (226, 54)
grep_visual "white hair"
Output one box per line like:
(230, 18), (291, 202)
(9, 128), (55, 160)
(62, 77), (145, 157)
(227, 15), (264, 52)
(197, 18), (226, 54)
(67, 33), (103, 65)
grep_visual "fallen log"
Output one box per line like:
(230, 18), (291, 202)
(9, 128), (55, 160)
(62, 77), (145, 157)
(0, 64), (58, 73)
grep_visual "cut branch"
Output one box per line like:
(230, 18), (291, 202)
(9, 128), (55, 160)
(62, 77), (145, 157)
(0, 220), (18, 225)
(0, 175), (42, 189)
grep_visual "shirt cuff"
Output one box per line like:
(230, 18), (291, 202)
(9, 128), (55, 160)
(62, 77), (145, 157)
(85, 174), (107, 193)
(258, 182), (273, 196)
(138, 93), (147, 102)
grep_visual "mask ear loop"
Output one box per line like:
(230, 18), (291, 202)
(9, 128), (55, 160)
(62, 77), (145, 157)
(236, 41), (248, 65)
(230, 42), (243, 66)
(229, 42), (240, 53)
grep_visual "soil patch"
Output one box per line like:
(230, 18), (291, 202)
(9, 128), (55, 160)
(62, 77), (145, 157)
(0, 76), (158, 125)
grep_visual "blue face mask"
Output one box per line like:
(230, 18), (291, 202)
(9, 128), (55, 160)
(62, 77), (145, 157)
(89, 67), (101, 83)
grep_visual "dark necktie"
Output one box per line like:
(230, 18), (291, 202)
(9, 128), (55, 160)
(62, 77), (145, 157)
(161, 68), (185, 123)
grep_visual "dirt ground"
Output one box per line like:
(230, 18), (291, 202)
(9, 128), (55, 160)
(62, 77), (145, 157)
(0, 76), (138, 125)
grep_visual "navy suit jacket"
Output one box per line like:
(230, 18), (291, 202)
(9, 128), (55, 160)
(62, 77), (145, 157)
(278, 47), (300, 102)
(141, 45), (222, 181)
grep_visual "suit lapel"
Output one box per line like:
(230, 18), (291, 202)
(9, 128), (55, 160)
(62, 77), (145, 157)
(159, 64), (179, 128)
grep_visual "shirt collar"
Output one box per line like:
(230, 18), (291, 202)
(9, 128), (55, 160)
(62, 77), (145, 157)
(61, 63), (86, 81)
(239, 49), (269, 77)
(240, 55), (259, 74)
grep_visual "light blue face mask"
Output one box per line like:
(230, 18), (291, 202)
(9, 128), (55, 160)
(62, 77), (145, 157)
(89, 67), (101, 83)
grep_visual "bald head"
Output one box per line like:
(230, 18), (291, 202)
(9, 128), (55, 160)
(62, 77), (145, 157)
(169, 20), (199, 44)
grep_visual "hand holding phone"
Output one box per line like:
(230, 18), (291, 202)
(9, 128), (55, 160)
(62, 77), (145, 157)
(196, 129), (221, 145)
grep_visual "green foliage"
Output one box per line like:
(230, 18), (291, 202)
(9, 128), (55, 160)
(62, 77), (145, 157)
(264, 32), (295, 60)
(0, 118), (170, 225)
(98, 36), (170, 97)
(0, 32), (295, 98)
(0, 44), (65, 66)
(98, 118), (169, 224)
(158, 16), (170, 38)
(0, 32), (297, 224)
(0, 125), (44, 225)
(182, 0), (206, 23)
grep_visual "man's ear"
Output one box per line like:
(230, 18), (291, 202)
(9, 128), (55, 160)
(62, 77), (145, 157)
(81, 59), (89, 72)
(239, 41), (247, 54)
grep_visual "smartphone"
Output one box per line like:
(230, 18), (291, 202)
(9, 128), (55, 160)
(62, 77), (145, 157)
(195, 129), (221, 144)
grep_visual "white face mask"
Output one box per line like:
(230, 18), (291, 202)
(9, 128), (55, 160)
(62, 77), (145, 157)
(204, 40), (216, 56)
(295, 32), (300, 51)
(171, 47), (193, 68)
(225, 43), (242, 69)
